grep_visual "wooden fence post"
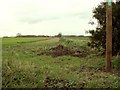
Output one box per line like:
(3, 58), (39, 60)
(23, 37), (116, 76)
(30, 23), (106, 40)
(106, 0), (112, 72)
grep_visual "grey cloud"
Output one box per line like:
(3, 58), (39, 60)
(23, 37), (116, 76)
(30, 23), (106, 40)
(20, 17), (59, 24)
(19, 12), (90, 24)
(69, 12), (83, 16)
(69, 12), (91, 19)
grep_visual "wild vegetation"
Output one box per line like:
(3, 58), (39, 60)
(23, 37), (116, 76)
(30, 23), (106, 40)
(88, 1), (120, 55)
(2, 37), (120, 88)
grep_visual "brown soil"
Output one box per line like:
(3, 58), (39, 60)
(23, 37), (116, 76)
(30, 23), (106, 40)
(35, 44), (92, 58)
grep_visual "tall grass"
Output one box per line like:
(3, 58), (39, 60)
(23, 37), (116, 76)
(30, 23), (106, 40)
(2, 37), (120, 88)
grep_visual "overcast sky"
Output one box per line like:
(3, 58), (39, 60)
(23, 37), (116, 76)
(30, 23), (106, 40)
(0, 0), (107, 37)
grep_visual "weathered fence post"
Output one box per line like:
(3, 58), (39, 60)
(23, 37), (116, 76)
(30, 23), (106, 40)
(106, 0), (112, 72)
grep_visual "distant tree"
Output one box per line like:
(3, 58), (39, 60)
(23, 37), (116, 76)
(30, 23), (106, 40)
(16, 33), (22, 37)
(57, 33), (62, 37)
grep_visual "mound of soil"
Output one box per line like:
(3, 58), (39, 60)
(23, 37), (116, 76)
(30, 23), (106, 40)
(44, 76), (80, 88)
(35, 45), (88, 58)
(50, 45), (74, 57)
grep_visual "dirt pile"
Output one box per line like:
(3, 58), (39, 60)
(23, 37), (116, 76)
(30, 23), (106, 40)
(35, 45), (89, 58)
(44, 76), (82, 88)
(50, 45), (74, 57)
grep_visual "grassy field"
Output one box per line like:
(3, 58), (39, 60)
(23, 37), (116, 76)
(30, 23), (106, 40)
(2, 37), (120, 88)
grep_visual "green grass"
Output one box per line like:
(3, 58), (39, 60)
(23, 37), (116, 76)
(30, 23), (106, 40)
(60, 37), (90, 47)
(2, 37), (48, 46)
(2, 37), (120, 88)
